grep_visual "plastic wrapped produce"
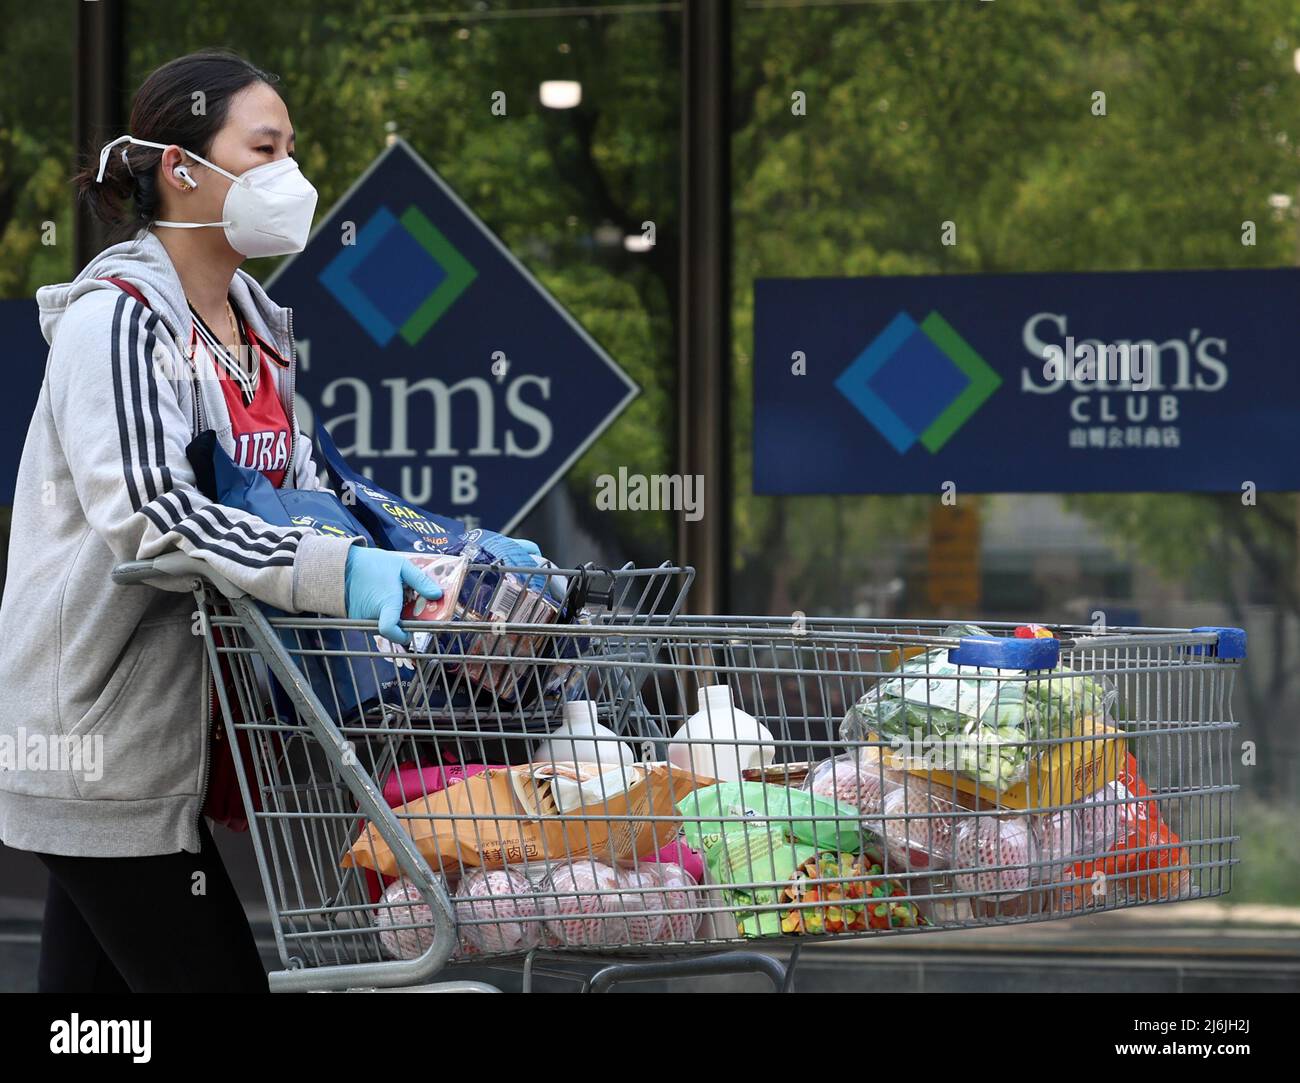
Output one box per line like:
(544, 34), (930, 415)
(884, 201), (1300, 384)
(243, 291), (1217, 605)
(879, 784), (956, 869)
(952, 815), (1033, 901)
(454, 868), (541, 954)
(1032, 808), (1084, 877)
(841, 627), (1116, 792)
(375, 876), (451, 961)
(780, 851), (924, 935)
(539, 860), (647, 947)
(1063, 758), (1191, 909)
(644, 862), (702, 943)
(616, 866), (669, 945)
(1078, 780), (1145, 853)
(803, 749), (902, 820)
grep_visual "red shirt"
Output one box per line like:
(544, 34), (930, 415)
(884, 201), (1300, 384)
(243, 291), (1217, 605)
(219, 355), (292, 489)
(191, 306), (292, 488)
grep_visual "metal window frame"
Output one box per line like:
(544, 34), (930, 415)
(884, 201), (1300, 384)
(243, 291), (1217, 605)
(74, 0), (126, 269)
(677, 0), (732, 616)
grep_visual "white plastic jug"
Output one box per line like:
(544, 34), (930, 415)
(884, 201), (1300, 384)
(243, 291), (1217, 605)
(667, 685), (775, 783)
(533, 700), (635, 769)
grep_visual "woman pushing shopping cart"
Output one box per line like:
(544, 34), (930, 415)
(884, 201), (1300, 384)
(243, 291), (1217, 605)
(0, 50), (542, 994)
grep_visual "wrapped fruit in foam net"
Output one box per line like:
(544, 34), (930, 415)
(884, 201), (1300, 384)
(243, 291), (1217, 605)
(614, 866), (667, 945)
(880, 784), (955, 865)
(803, 749), (900, 819)
(952, 815), (1033, 897)
(654, 862), (704, 942)
(454, 867), (542, 955)
(1079, 781), (1148, 853)
(375, 875), (457, 961)
(539, 859), (647, 947)
(1031, 808), (1083, 878)
(623, 862), (701, 943)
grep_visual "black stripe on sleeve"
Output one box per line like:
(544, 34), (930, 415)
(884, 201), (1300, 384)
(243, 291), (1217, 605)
(109, 293), (144, 513)
(189, 506), (301, 557)
(141, 312), (172, 493)
(196, 503), (307, 545)
(172, 524), (296, 569)
(124, 300), (156, 504)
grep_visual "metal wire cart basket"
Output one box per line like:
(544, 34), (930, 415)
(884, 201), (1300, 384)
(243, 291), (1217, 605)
(113, 555), (1244, 993)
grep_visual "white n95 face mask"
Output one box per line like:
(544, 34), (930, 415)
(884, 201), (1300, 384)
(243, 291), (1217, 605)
(96, 135), (318, 258)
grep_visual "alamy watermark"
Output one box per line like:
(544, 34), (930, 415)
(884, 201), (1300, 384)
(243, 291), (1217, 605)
(0, 730), (103, 782)
(1041, 337), (1156, 390)
(595, 467), (704, 521)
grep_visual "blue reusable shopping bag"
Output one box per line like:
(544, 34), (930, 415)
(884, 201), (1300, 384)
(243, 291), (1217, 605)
(189, 432), (403, 723)
(313, 424), (548, 589)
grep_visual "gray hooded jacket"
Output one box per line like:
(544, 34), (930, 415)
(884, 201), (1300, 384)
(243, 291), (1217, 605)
(0, 229), (358, 857)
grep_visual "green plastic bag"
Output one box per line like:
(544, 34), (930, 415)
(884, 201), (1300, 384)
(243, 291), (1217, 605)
(702, 826), (816, 938)
(676, 781), (863, 854)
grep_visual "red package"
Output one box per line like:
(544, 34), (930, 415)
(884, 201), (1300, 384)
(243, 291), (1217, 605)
(400, 553), (468, 625)
(1065, 755), (1185, 907)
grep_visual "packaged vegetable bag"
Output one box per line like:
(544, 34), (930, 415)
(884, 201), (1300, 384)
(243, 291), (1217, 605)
(841, 625), (1116, 793)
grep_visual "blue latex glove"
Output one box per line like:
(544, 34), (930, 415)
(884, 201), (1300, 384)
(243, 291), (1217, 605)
(509, 537), (567, 602)
(344, 547), (442, 646)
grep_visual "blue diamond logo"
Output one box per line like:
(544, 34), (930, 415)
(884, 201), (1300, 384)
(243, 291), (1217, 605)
(835, 311), (1001, 454)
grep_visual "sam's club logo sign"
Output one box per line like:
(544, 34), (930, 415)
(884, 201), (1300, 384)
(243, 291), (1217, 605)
(833, 310), (1001, 454)
(266, 139), (637, 533)
(319, 205), (477, 347)
(753, 269), (1297, 497)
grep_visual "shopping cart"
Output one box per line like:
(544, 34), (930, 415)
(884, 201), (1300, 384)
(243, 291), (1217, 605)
(112, 554), (1243, 993)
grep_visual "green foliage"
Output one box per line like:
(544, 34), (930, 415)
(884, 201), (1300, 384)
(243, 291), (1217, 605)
(4, 0), (1300, 606)
(731, 0), (1300, 614)
(1230, 798), (1300, 904)
(0, 1), (76, 296)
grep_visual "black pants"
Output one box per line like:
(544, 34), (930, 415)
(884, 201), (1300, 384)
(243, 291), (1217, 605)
(34, 819), (268, 993)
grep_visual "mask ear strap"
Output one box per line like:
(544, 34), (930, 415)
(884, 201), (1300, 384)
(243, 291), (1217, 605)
(95, 135), (236, 185)
(95, 136), (133, 183)
(153, 220), (232, 230)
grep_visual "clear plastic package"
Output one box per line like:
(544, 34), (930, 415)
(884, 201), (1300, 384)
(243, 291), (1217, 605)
(649, 861), (703, 942)
(879, 783), (958, 870)
(400, 553), (469, 625)
(618, 861), (702, 944)
(616, 867), (669, 945)
(1030, 807), (1084, 884)
(538, 859), (648, 947)
(1077, 779), (1147, 853)
(951, 814), (1037, 918)
(374, 875), (451, 961)
(802, 748), (903, 819)
(841, 632), (1118, 793)
(454, 867), (542, 954)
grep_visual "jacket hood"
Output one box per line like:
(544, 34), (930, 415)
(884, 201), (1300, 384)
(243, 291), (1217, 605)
(35, 228), (292, 355)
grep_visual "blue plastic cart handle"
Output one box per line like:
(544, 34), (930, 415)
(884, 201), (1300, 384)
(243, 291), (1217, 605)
(947, 635), (1060, 671)
(1185, 626), (1247, 660)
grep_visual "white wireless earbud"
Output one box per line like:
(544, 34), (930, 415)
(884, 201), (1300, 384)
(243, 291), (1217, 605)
(174, 165), (197, 189)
